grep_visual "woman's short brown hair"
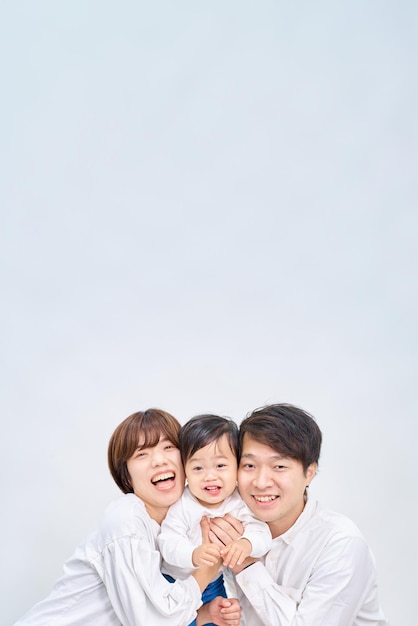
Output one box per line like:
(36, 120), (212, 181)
(108, 408), (181, 493)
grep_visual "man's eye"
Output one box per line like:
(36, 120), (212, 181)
(241, 463), (254, 469)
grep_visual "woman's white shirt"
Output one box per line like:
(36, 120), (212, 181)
(14, 494), (202, 626)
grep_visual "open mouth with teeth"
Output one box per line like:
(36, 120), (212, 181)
(253, 495), (279, 503)
(151, 472), (175, 488)
(204, 486), (222, 495)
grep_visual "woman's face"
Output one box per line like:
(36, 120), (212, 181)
(126, 435), (185, 524)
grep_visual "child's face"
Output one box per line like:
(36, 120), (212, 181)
(184, 433), (238, 508)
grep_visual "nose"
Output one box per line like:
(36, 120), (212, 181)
(151, 448), (168, 466)
(252, 466), (273, 490)
(203, 468), (218, 480)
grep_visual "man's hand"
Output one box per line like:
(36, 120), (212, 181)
(196, 596), (241, 626)
(208, 513), (244, 547)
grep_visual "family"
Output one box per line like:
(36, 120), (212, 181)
(14, 403), (389, 625)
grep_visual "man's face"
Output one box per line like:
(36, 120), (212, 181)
(126, 435), (185, 524)
(237, 434), (316, 538)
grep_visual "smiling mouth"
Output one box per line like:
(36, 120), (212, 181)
(204, 486), (221, 494)
(253, 495), (278, 503)
(151, 472), (175, 484)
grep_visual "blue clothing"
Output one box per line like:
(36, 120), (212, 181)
(164, 573), (227, 626)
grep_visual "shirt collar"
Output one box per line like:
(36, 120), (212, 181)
(279, 492), (317, 544)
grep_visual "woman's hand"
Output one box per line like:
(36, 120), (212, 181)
(192, 517), (223, 592)
(207, 513), (244, 547)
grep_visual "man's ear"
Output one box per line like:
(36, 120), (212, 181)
(305, 462), (317, 486)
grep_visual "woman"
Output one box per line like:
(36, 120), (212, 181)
(14, 408), (241, 626)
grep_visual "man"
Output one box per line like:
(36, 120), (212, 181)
(210, 403), (389, 625)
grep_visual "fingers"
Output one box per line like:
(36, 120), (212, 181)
(230, 556), (258, 575)
(193, 542), (221, 567)
(199, 546), (221, 567)
(209, 596), (241, 626)
(200, 515), (211, 544)
(220, 544), (243, 568)
(222, 513), (245, 535)
(209, 515), (244, 546)
(208, 527), (225, 547)
(218, 597), (241, 624)
(222, 537), (252, 567)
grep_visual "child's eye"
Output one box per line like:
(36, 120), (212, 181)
(217, 463), (226, 469)
(192, 466), (203, 471)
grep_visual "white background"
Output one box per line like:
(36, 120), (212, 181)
(1, 2), (417, 624)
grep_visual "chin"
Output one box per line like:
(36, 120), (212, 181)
(169, 486), (184, 503)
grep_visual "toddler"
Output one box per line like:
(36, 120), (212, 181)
(159, 414), (272, 613)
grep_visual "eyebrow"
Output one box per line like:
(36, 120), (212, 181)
(240, 452), (285, 461)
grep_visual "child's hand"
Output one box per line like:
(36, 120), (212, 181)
(197, 596), (241, 626)
(220, 537), (252, 568)
(192, 543), (221, 567)
(205, 596), (241, 626)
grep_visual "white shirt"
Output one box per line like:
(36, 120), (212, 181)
(159, 486), (272, 580)
(225, 495), (389, 626)
(14, 494), (202, 626)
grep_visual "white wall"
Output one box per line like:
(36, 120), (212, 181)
(2, 2), (417, 624)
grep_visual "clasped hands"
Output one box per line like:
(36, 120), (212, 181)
(197, 514), (258, 573)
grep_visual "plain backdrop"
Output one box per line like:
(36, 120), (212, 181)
(1, 2), (417, 624)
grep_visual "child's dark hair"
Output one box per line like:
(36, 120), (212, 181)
(179, 414), (239, 465)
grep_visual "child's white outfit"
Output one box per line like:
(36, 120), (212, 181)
(159, 486), (272, 581)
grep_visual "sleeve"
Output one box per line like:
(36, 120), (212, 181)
(232, 502), (272, 558)
(95, 532), (202, 626)
(158, 501), (197, 570)
(234, 535), (380, 625)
